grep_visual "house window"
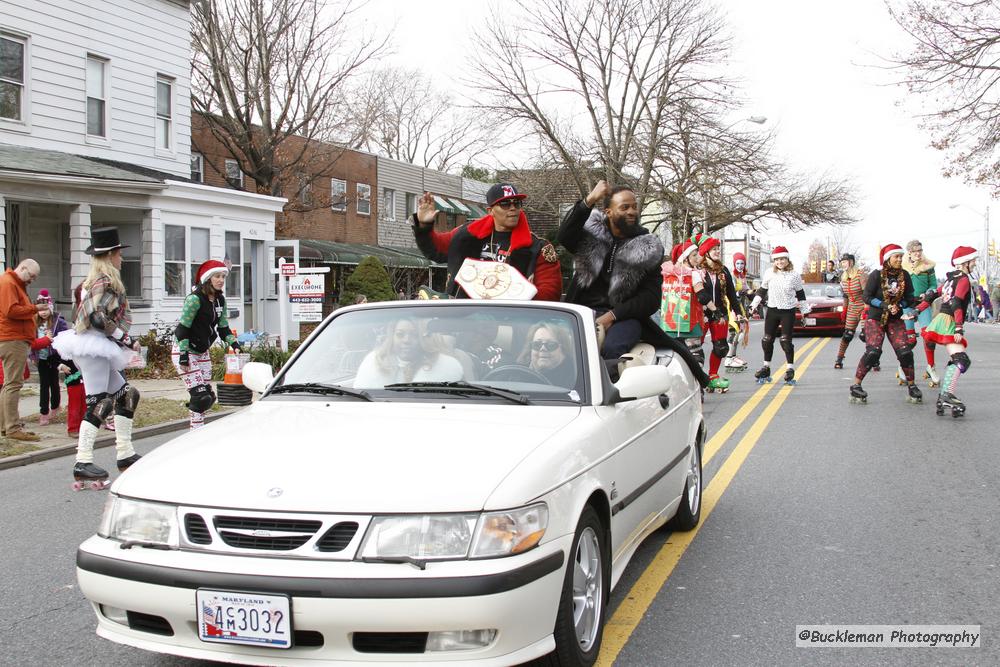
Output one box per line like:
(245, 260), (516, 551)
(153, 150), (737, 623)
(405, 193), (416, 217)
(224, 231), (241, 299)
(225, 158), (243, 189)
(297, 173), (312, 207)
(357, 183), (371, 215)
(330, 178), (346, 211)
(164, 225), (187, 296)
(86, 55), (107, 137)
(0, 34), (26, 121)
(383, 188), (395, 220)
(558, 202), (573, 220)
(189, 227), (210, 288)
(190, 153), (203, 182)
(155, 76), (173, 150)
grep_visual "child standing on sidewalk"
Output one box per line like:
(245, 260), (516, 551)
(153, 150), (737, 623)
(31, 290), (70, 424)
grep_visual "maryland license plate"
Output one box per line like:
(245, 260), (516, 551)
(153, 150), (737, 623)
(804, 318), (817, 326)
(197, 589), (291, 649)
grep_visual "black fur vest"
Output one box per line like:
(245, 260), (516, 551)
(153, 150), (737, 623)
(571, 209), (664, 305)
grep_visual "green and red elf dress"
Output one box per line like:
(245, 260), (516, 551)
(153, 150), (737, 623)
(919, 246), (977, 399)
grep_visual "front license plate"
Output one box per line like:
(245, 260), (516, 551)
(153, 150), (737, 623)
(803, 318), (817, 326)
(197, 589), (291, 649)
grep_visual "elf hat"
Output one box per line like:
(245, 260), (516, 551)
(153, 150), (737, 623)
(879, 243), (904, 266)
(698, 236), (721, 256)
(677, 240), (698, 264)
(951, 245), (978, 266)
(670, 243), (683, 263)
(771, 246), (790, 260)
(194, 260), (228, 287)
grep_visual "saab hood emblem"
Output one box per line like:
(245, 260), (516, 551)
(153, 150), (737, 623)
(267, 487), (283, 498)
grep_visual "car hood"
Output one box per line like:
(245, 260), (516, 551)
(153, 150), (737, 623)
(805, 296), (843, 307)
(115, 400), (581, 513)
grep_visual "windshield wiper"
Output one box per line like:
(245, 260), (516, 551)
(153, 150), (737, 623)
(269, 382), (373, 401)
(383, 381), (530, 405)
(360, 555), (427, 570)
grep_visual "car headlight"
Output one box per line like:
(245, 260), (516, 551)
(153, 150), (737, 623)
(98, 495), (180, 548)
(359, 503), (549, 561)
(835, 305), (845, 313)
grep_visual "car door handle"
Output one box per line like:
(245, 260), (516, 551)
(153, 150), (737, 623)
(659, 394), (669, 409)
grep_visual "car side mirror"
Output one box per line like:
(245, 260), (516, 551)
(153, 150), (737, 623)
(242, 362), (274, 394)
(611, 365), (672, 403)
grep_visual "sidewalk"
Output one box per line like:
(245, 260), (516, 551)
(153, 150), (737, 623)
(0, 377), (242, 469)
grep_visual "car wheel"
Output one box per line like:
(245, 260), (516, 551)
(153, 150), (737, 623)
(668, 441), (702, 531)
(548, 506), (609, 666)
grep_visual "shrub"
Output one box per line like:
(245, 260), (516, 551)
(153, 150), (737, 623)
(126, 317), (177, 380)
(341, 256), (395, 304)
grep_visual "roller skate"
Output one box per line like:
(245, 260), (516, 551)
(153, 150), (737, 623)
(924, 365), (940, 388)
(895, 365), (906, 386)
(872, 364), (881, 373)
(72, 462), (110, 491)
(833, 356), (844, 369)
(784, 368), (796, 385)
(754, 364), (772, 384)
(849, 384), (867, 404)
(936, 392), (965, 418)
(706, 375), (730, 393)
(117, 453), (142, 472)
(724, 356), (748, 373)
(906, 383), (922, 404)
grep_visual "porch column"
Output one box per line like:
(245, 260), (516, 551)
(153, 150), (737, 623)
(0, 194), (6, 270)
(141, 208), (163, 303)
(69, 204), (92, 289)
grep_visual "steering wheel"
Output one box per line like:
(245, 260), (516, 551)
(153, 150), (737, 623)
(482, 365), (552, 384)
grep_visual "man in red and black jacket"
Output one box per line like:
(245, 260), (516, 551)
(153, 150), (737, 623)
(411, 183), (562, 301)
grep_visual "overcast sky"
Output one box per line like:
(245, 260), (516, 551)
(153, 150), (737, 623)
(364, 0), (995, 273)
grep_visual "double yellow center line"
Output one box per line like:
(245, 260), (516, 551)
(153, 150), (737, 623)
(597, 337), (831, 665)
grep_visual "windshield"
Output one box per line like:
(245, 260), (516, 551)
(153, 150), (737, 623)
(275, 304), (587, 403)
(804, 284), (843, 299)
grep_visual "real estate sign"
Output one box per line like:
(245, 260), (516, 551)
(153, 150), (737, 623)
(288, 275), (324, 322)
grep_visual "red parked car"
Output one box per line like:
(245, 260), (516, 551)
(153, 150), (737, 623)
(793, 283), (846, 335)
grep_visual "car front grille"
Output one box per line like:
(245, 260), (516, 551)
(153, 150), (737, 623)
(180, 508), (368, 559)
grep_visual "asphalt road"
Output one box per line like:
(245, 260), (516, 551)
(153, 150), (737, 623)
(3, 321), (999, 666)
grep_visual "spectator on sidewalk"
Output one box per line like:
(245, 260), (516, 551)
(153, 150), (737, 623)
(991, 282), (1000, 323)
(31, 290), (70, 425)
(0, 259), (44, 442)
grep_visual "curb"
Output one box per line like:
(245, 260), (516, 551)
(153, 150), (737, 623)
(0, 408), (239, 471)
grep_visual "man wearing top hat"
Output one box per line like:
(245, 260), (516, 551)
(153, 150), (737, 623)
(411, 183), (562, 301)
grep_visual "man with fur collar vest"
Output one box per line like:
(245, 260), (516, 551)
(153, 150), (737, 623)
(411, 183), (561, 301)
(558, 180), (664, 359)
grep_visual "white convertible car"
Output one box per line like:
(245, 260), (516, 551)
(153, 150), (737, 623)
(77, 300), (705, 666)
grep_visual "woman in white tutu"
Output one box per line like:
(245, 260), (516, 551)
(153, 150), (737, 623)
(52, 228), (142, 486)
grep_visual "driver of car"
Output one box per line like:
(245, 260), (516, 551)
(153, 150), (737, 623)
(354, 318), (463, 389)
(516, 322), (576, 387)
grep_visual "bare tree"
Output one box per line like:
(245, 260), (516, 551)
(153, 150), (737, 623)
(470, 0), (858, 246)
(191, 0), (389, 198)
(353, 67), (496, 172)
(888, 0), (1000, 195)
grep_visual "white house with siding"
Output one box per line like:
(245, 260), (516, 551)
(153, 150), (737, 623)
(0, 0), (284, 336)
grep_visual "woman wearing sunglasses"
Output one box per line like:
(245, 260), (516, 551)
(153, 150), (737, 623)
(517, 322), (576, 387)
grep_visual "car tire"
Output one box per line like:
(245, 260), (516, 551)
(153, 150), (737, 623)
(545, 506), (609, 667)
(668, 441), (702, 532)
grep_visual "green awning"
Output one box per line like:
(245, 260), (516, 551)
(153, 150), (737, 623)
(432, 195), (460, 215)
(446, 198), (474, 216)
(468, 205), (487, 218)
(299, 239), (444, 269)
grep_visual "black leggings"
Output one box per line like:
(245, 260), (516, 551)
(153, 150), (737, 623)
(37, 358), (61, 414)
(762, 308), (795, 363)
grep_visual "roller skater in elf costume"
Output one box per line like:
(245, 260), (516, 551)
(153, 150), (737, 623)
(660, 241), (707, 369)
(919, 246), (977, 417)
(901, 239), (940, 387)
(172, 260), (241, 429)
(748, 246), (811, 385)
(693, 236), (747, 392)
(834, 253), (865, 369)
(51, 228), (142, 489)
(724, 252), (751, 373)
(848, 244), (919, 405)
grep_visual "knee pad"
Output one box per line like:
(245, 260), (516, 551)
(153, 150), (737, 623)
(779, 336), (794, 355)
(84, 393), (114, 427)
(187, 384), (215, 413)
(711, 338), (729, 358)
(896, 349), (914, 368)
(950, 351), (971, 373)
(862, 346), (882, 369)
(841, 329), (855, 344)
(113, 384), (141, 419)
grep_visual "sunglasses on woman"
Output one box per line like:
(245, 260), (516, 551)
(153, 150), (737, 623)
(494, 199), (523, 210)
(531, 339), (560, 351)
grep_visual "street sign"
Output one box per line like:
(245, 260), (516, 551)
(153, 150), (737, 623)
(288, 275), (324, 322)
(281, 263), (297, 277)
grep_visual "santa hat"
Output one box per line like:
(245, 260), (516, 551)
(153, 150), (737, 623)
(698, 236), (721, 256)
(676, 240), (698, 264)
(194, 260), (228, 288)
(879, 243), (904, 266)
(951, 245), (978, 266)
(771, 246), (790, 260)
(670, 243), (683, 263)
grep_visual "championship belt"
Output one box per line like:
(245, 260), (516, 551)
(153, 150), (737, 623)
(454, 258), (537, 300)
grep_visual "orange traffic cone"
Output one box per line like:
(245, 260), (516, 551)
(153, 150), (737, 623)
(223, 346), (243, 385)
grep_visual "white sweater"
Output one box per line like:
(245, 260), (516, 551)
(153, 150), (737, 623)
(760, 269), (805, 310)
